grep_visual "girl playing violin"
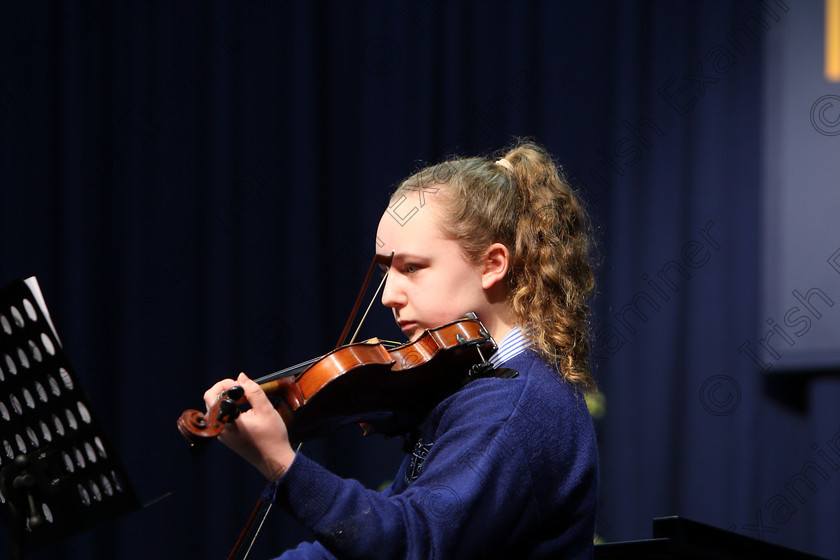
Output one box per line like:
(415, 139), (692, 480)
(204, 140), (599, 558)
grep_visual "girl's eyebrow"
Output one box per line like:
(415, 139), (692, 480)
(378, 252), (429, 267)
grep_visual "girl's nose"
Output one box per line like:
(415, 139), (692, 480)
(380, 272), (403, 308)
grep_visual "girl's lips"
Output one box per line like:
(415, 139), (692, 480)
(397, 321), (419, 337)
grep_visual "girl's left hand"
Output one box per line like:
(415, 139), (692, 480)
(203, 372), (297, 481)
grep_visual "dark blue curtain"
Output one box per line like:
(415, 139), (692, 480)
(2, 1), (836, 559)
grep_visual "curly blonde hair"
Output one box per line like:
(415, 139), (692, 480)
(391, 140), (596, 390)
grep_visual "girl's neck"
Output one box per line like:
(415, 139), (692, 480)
(479, 302), (518, 346)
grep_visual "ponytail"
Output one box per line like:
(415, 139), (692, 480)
(504, 142), (595, 390)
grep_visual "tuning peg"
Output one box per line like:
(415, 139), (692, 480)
(226, 385), (244, 401)
(218, 398), (240, 422)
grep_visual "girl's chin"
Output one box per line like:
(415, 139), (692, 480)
(398, 322), (430, 341)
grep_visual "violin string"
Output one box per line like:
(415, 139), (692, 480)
(348, 267), (389, 344)
(253, 355), (322, 385)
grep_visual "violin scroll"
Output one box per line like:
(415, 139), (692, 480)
(177, 386), (245, 454)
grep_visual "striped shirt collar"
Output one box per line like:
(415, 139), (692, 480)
(489, 325), (531, 367)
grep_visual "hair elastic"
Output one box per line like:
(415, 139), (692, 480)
(495, 158), (513, 171)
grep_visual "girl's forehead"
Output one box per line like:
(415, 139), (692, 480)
(378, 193), (443, 237)
(385, 187), (443, 223)
(376, 202), (452, 257)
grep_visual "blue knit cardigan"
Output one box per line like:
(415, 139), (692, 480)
(265, 349), (599, 559)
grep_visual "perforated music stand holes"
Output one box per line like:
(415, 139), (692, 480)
(25, 427), (38, 448)
(89, 480), (102, 503)
(51, 414), (65, 437)
(0, 278), (141, 553)
(17, 347), (29, 370)
(110, 470), (124, 493)
(21, 388), (35, 410)
(9, 395), (23, 416)
(77, 484), (89, 506)
(77, 402), (91, 424)
(9, 306), (24, 328)
(33, 381), (48, 403)
(29, 340), (42, 363)
(59, 368), (73, 391)
(94, 437), (107, 460)
(46, 375), (61, 397)
(73, 447), (86, 470)
(65, 409), (79, 431)
(40, 503), (53, 524)
(4, 354), (16, 376)
(99, 474), (113, 498)
(62, 452), (75, 474)
(41, 333), (55, 356)
(38, 420), (51, 443)
(14, 434), (27, 455)
(21, 300), (37, 323)
(83, 443), (97, 464)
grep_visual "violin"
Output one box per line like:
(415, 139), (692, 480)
(176, 254), (509, 560)
(177, 313), (497, 451)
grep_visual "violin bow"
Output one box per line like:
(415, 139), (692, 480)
(227, 251), (394, 560)
(335, 251), (394, 347)
(226, 496), (274, 560)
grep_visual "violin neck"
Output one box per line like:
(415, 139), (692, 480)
(254, 357), (320, 386)
(253, 338), (392, 388)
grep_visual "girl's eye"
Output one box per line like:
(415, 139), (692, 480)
(404, 264), (419, 274)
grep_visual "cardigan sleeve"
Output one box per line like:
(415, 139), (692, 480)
(267, 352), (598, 560)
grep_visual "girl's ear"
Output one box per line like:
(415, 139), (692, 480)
(481, 243), (510, 290)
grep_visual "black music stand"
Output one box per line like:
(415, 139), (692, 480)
(595, 515), (830, 559)
(0, 277), (140, 559)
